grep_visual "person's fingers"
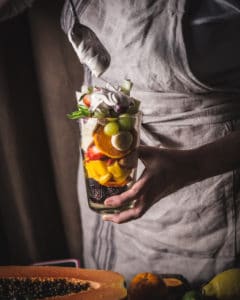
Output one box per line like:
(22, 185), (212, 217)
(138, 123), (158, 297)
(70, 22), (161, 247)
(104, 173), (149, 208)
(102, 198), (145, 224)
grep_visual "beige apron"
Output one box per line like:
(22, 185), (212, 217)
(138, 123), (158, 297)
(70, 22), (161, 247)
(62, 0), (240, 285)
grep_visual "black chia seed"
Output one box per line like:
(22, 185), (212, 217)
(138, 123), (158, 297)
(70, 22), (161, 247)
(0, 277), (90, 299)
(87, 178), (127, 203)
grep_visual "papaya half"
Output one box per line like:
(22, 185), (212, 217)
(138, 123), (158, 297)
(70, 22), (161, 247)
(0, 266), (127, 300)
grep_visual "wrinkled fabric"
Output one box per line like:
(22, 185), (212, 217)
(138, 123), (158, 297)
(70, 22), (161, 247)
(62, 0), (240, 285)
(187, 0), (240, 90)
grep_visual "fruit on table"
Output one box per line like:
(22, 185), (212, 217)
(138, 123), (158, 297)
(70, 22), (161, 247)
(111, 131), (133, 151)
(93, 126), (130, 158)
(163, 276), (189, 300)
(0, 266), (127, 300)
(128, 272), (168, 300)
(202, 268), (240, 300)
(182, 290), (203, 300)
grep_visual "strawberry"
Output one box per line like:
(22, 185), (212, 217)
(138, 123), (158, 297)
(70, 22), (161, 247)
(106, 158), (115, 166)
(85, 145), (105, 160)
(83, 94), (91, 107)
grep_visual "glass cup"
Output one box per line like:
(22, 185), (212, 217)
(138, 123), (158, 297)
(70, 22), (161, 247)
(80, 112), (141, 214)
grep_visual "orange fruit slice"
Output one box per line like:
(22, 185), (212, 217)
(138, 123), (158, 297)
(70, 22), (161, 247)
(128, 272), (168, 300)
(93, 126), (130, 158)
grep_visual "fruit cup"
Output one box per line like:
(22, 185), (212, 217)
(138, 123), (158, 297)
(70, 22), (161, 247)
(80, 112), (141, 214)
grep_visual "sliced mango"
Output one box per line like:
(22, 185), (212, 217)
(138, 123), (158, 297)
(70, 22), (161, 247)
(99, 173), (113, 185)
(107, 161), (131, 182)
(115, 172), (131, 183)
(85, 162), (100, 179)
(84, 158), (131, 187)
(107, 161), (125, 178)
(85, 160), (109, 180)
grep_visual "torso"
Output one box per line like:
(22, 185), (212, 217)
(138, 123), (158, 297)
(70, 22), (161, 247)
(62, 0), (240, 285)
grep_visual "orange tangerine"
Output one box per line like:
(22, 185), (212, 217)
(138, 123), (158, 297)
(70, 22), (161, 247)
(128, 272), (168, 300)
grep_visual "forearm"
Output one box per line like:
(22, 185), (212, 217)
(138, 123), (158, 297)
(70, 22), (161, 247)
(193, 130), (240, 181)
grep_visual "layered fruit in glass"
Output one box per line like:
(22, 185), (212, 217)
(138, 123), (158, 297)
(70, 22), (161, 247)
(68, 80), (141, 214)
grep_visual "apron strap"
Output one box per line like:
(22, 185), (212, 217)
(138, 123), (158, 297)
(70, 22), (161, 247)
(61, 0), (91, 33)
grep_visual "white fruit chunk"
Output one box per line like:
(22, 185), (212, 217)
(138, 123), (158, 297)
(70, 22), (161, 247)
(111, 131), (133, 151)
(81, 118), (98, 151)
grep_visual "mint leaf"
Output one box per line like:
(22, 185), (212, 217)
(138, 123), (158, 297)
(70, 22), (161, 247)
(67, 105), (90, 120)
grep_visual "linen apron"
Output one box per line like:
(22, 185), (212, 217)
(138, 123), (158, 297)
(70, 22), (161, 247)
(61, 0), (240, 285)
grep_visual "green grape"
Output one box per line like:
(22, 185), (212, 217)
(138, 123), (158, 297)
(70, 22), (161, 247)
(107, 117), (118, 121)
(118, 113), (134, 131)
(93, 107), (109, 119)
(93, 110), (106, 118)
(104, 121), (120, 136)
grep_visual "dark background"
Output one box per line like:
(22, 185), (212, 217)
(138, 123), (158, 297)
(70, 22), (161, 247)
(0, 0), (84, 265)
